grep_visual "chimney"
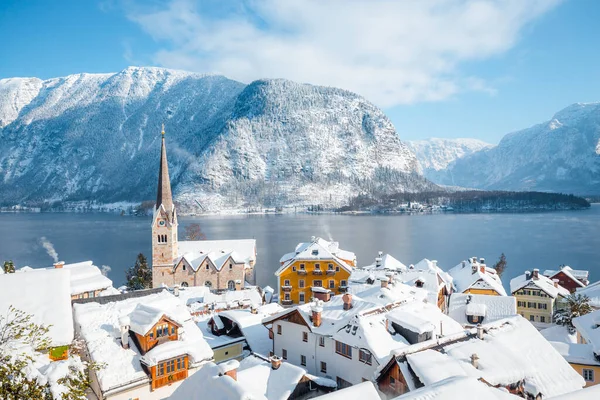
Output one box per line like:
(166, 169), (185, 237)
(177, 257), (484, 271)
(525, 270), (531, 280)
(532, 269), (539, 279)
(311, 300), (323, 327)
(480, 265), (486, 274)
(462, 260), (466, 268)
(380, 277), (388, 288)
(219, 359), (240, 381)
(471, 353), (479, 369)
(342, 293), (353, 310)
(119, 315), (131, 349)
(472, 263), (478, 274)
(431, 260), (438, 268)
(553, 278), (559, 288)
(53, 261), (65, 269)
(477, 324), (484, 340)
(375, 254), (382, 268)
(173, 285), (180, 297)
(270, 355), (282, 370)
(479, 258), (485, 265)
(311, 236), (316, 242)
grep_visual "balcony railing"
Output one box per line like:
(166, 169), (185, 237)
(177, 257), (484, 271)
(282, 286), (292, 292)
(297, 270), (307, 275)
(326, 270), (336, 275)
(281, 300), (293, 306)
(312, 270), (323, 275)
(338, 286), (349, 293)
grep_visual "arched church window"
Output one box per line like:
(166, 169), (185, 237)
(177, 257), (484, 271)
(227, 280), (235, 290)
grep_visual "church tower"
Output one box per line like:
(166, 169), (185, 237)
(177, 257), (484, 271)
(152, 125), (178, 287)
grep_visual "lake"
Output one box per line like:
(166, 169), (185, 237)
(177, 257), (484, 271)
(1, 206), (599, 291)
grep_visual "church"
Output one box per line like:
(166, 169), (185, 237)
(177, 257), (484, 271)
(151, 126), (256, 290)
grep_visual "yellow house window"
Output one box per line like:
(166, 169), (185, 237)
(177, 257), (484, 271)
(583, 369), (595, 382)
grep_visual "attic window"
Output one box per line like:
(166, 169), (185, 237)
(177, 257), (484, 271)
(415, 280), (424, 288)
(183, 265), (186, 271)
(229, 263), (232, 270)
(206, 265), (209, 270)
(328, 263), (334, 270)
(312, 250), (319, 256)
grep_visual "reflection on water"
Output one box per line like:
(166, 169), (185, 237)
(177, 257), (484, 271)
(1, 205), (599, 290)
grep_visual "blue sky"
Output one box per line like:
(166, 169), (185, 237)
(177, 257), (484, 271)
(1, 0), (599, 143)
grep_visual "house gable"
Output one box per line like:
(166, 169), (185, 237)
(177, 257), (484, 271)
(133, 315), (182, 355)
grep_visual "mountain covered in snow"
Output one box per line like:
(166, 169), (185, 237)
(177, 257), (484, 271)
(407, 138), (493, 183)
(435, 103), (600, 194)
(0, 67), (434, 212)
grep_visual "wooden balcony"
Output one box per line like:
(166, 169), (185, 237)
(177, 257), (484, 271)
(152, 369), (188, 390)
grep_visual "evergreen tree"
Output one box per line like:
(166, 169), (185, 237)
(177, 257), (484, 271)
(126, 253), (152, 290)
(493, 253), (507, 278)
(2, 260), (15, 274)
(554, 294), (593, 329)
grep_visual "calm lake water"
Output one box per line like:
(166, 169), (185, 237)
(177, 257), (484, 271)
(1, 206), (600, 291)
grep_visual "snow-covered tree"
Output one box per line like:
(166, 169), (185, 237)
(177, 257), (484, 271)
(554, 294), (593, 329)
(2, 260), (15, 274)
(126, 253), (152, 290)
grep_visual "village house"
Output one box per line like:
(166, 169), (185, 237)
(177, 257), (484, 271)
(400, 258), (454, 311)
(510, 268), (570, 325)
(262, 292), (463, 389)
(376, 316), (585, 399)
(569, 309), (600, 386)
(202, 303), (284, 362)
(276, 237), (356, 305)
(0, 268), (88, 398)
(576, 280), (600, 309)
(447, 257), (507, 296)
(151, 127), (256, 290)
(543, 266), (589, 293)
(73, 289), (213, 400)
(448, 293), (517, 327)
(169, 355), (335, 400)
(18, 260), (115, 300)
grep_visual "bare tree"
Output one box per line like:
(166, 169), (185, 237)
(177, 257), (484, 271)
(185, 223), (207, 240)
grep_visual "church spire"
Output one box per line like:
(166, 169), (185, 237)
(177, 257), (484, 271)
(156, 124), (174, 218)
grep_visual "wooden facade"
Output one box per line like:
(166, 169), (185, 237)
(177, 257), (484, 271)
(134, 316), (181, 355)
(149, 355), (189, 390)
(377, 359), (410, 397)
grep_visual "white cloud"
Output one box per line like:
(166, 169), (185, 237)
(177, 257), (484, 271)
(124, 0), (561, 106)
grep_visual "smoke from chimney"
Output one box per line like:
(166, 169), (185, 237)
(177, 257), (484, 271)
(40, 237), (59, 263)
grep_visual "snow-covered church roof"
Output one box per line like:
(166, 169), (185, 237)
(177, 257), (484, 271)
(177, 239), (256, 268)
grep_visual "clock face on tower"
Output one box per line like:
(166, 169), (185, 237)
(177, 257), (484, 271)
(158, 220), (166, 226)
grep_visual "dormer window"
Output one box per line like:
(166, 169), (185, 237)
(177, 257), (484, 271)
(312, 250), (319, 256)
(229, 263), (233, 270)
(415, 280), (424, 288)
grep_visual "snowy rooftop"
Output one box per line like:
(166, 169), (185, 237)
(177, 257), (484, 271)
(177, 239), (256, 267)
(543, 266), (589, 283)
(447, 258), (506, 296)
(406, 316), (585, 398)
(388, 302), (464, 338)
(361, 253), (408, 272)
(448, 293), (517, 326)
(316, 381), (380, 400)
(394, 376), (519, 400)
(549, 341), (600, 366)
(18, 260), (113, 295)
(73, 291), (213, 394)
(177, 286), (263, 313)
(276, 237), (355, 275)
(176, 250), (247, 272)
(572, 309), (600, 348)
(510, 271), (570, 298)
(210, 303), (284, 356)
(576, 280), (600, 308)
(387, 311), (435, 334)
(401, 258), (452, 295)
(348, 280), (430, 306)
(548, 385), (600, 400)
(129, 303), (181, 336)
(0, 268), (74, 347)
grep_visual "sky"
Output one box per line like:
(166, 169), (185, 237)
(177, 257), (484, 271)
(1, 0), (599, 143)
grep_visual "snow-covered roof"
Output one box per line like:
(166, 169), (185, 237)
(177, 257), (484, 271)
(415, 316), (585, 398)
(362, 253), (408, 272)
(387, 311), (435, 334)
(407, 349), (472, 385)
(0, 268), (74, 347)
(576, 280), (600, 308)
(211, 303), (284, 356)
(448, 293), (517, 326)
(177, 239), (256, 268)
(129, 303), (181, 336)
(73, 291), (213, 394)
(540, 324), (578, 344)
(447, 259), (506, 296)
(572, 309), (600, 348)
(237, 356), (306, 400)
(388, 302), (464, 338)
(276, 237), (355, 275)
(549, 341), (600, 366)
(543, 266), (589, 284)
(177, 286), (263, 313)
(348, 280), (430, 306)
(401, 258), (452, 296)
(140, 327), (211, 367)
(548, 385), (600, 400)
(510, 271), (570, 298)
(176, 250), (247, 272)
(314, 381), (380, 400)
(17, 260), (113, 295)
(395, 376), (519, 400)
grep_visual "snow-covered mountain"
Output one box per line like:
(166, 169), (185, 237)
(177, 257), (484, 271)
(0, 67), (434, 212)
(436, 103), (600, 194)
(407, 138), (493, 183)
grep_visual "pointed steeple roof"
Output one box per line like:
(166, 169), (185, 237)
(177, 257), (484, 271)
(156, 124), (174, 219)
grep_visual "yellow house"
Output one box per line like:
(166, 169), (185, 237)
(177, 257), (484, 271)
(447, 257), (507, 296)
(570, 309), (600, 386)
(276, 237), (356, 305)
(510, 269), (569, 325)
